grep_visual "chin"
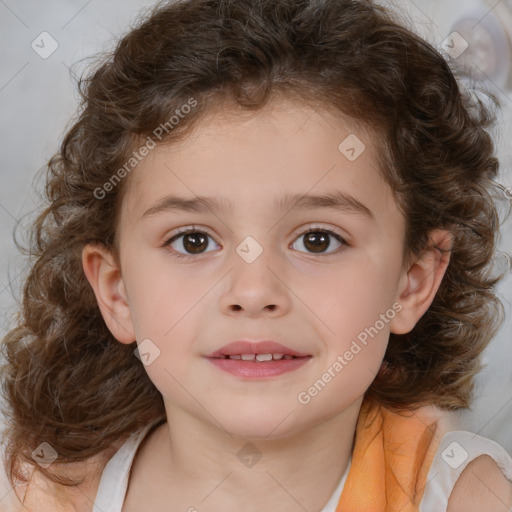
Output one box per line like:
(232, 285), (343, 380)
(218, 404), (306, 440)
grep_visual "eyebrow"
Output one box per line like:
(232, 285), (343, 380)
(141, 191), (374, 220)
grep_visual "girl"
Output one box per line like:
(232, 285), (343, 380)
(1, 0), (512, 510)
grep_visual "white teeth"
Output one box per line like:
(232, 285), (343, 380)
(255, 353), (273, 361)
(227, 353), (293, 361)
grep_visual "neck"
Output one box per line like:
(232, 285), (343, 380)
(128, 398), (362, 512)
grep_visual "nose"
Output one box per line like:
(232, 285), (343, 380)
(219, 244), (292, 318)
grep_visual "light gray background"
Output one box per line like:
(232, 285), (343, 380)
(0, 0), (511, 462)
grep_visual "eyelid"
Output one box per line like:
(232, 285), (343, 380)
(163, 225), (218, 244)
(293, 223), (349, 243)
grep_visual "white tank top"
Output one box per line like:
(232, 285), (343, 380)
(92, 419), (351, 512)
(93, 421), (512, 512)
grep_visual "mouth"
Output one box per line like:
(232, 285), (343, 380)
(206, 340), (311, 358)
(211, 353), (301, 361)
(205, 340), (312, 378)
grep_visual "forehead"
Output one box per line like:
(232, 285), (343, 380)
(122, 97), (400, 227)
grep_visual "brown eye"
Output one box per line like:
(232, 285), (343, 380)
(292, 229), (345, 255)
(181, 232), (208, 254)
(166, 230), (220, 257)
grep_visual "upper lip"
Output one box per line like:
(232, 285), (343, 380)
(206, 340), (311, 358)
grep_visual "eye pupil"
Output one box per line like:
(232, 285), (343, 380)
(304, 232), (329, 253)
(184, 233), (208, 253)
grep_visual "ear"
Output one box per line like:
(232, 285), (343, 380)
(390, 229), (453, 335)
(82, 244), (135, 344)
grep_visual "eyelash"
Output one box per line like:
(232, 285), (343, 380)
(163, 224), (348, 259)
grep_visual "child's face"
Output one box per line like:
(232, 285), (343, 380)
(90, 97), (444, 438)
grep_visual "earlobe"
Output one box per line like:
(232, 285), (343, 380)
(82, 244), (136, 344)
(390, 229), (453, 335)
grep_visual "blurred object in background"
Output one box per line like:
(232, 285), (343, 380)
(448, 0), (512, 91)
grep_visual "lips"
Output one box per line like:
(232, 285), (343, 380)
(205, 340), (312, 378)
(206, 340), (311, 359)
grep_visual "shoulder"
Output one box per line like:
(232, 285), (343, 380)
(447, 454), (512, 512)
(420, 430), (512, 512)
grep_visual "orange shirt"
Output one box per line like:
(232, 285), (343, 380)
(336, 397), (443, 511)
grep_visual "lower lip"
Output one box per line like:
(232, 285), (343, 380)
(206, 356), (312, 378)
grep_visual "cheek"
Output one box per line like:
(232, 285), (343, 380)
(123, 252), (202, 336)
(305, 251), (401, 338)
(132, 312), (202, 403)
(298, 252), (400, 401)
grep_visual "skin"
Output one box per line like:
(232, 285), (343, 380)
(82, 97), (453, 511)
(447, 455), (512, 512)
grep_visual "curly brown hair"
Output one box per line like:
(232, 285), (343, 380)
(1, 0), (510, 500)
